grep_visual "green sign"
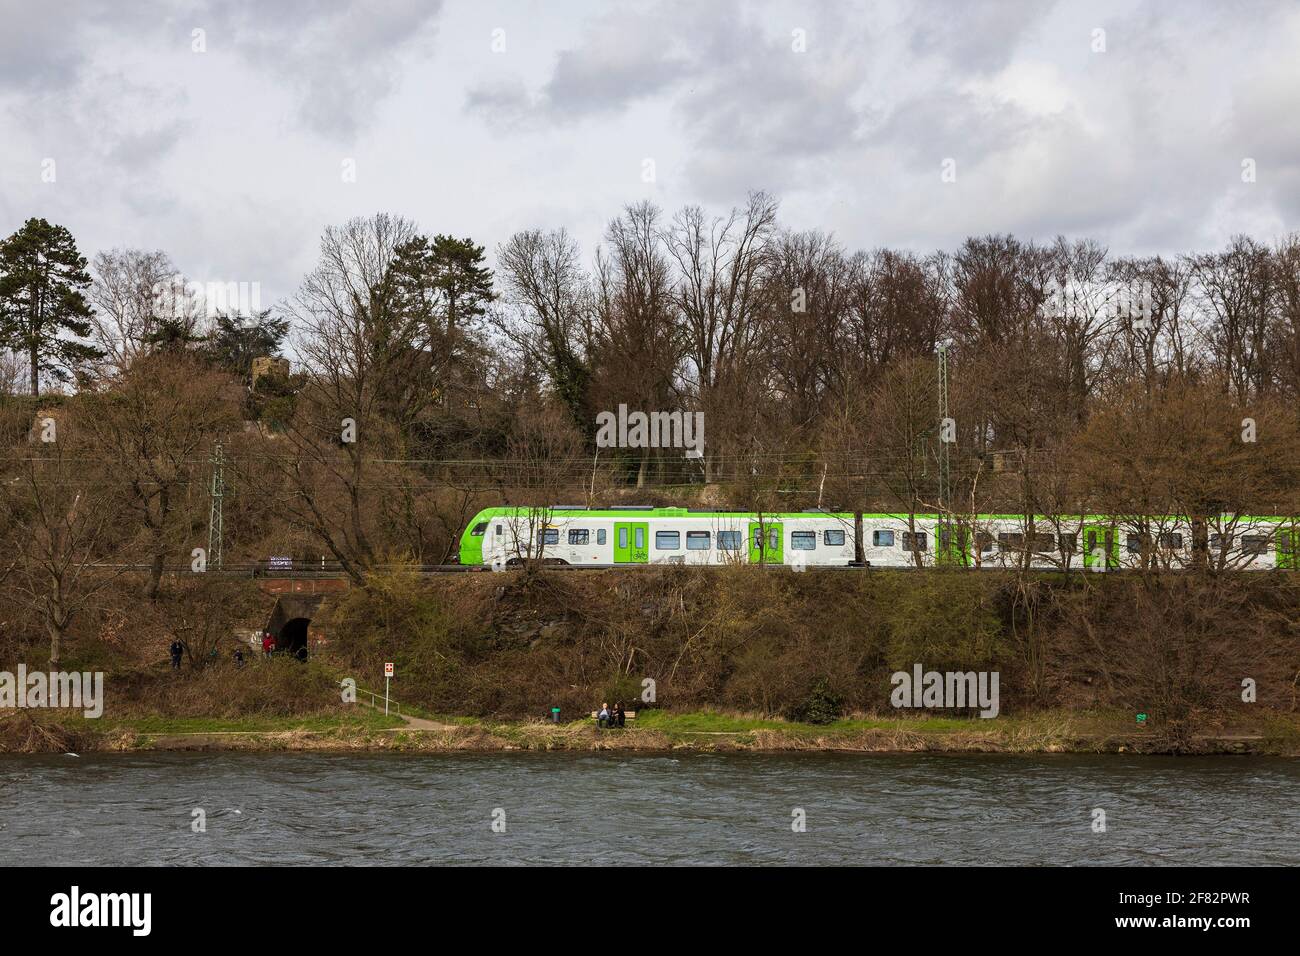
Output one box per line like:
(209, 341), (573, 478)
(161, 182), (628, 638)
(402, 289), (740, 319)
(1136, 713), (1148, 724)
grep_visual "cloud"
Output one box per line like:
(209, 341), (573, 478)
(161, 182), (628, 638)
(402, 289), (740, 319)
(465, 1), (693, 130)
(908, 0), (1060, 75)
(0, 4), (87, 91)
(5, 0), (1300, 326)
(195, 0), (445, 140)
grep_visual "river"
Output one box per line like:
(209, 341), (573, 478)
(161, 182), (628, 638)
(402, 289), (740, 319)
(1, 751), (1295, 865)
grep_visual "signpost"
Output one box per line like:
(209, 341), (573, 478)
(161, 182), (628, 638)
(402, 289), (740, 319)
(384, 662), (394, 715)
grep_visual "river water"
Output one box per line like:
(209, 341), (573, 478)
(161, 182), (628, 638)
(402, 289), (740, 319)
(0, 752), (1294, 865)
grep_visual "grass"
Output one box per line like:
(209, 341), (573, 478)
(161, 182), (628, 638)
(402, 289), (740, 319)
(632, 709), (990, 735)
(13, 701), (1295, 755)
(61, 710), (407, 735)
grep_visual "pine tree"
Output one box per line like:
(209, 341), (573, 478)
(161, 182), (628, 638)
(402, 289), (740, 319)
(0, 218), (103, 395)
(391, 233), (495, 371)
(205, 309), (290, 383)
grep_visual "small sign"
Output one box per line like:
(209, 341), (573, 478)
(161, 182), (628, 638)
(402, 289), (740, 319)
(268, 556), (293, 571)
(1136, 712), (1148, 724)
(384, 662), (394, 678)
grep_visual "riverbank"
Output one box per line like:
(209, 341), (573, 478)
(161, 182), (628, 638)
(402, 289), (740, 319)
(5, 707), (1297, 756)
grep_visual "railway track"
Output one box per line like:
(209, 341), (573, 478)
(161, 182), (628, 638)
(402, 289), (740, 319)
(86, 561), (1147, 577)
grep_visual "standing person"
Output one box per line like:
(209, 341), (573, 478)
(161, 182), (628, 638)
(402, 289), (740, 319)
(233, 647), (245, 668)
(262, 632), (274, 657)
(169, 639), (183, 670)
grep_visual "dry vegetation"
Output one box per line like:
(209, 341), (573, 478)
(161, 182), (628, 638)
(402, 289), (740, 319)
(323, 566), (1300, 745)
(2, 210), (1300, 753)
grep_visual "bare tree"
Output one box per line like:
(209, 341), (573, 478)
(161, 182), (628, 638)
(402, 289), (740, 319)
(268, 213), (422, 584)
(592, 201), (684, 487)
(80, 352), (239, 600)
(1, 421), (127, 665)
(1192, 235), (1277, 402)
(664, 191), (778, 481)
(90, 248), (199, 373)
(495, 228), (595, 433)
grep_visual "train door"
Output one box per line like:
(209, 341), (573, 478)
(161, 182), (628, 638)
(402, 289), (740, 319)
(1082, 523), (1119, 570)
(937, 522), (971, 566)
(748, 520), (783, 565)
(1278, 522), (1299, 570)
(614, 522), (649, 563)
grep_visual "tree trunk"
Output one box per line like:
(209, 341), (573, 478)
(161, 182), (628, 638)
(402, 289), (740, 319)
(146, 550), (164, 601)
(48, 620), (63, 668)
(30, 341), (39, 397)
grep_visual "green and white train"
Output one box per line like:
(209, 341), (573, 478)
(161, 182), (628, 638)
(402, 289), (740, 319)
(457, 506), (1300, 571)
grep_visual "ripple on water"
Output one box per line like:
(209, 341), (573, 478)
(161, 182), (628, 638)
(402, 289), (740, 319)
(0, 751), (1296, 865)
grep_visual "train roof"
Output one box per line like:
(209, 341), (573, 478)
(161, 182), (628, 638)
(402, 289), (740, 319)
(465, 507), (1299, 523)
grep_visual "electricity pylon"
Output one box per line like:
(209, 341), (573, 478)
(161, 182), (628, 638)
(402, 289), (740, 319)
(937, 342), (951, 511)
(207, 441), (224, 570)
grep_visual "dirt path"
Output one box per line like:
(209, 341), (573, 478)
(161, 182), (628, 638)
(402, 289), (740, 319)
(388, 712), (457, 732)
(357, 696), (457, 732)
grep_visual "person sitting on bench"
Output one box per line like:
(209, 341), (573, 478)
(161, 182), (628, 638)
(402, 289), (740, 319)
(597, 702), (610, 728)
(613, 702), (626, 728)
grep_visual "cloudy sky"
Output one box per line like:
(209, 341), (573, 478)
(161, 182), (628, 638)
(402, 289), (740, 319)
(2, 0), (1298, 304)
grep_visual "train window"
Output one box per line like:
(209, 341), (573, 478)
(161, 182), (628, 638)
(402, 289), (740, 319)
(1087, 529), (1118, 553)
(1209, 533), (1232, 550)
(597, 529), (606, 545)
(824, 529), (846, 546)
(634, 527), (645, 550)
(1030, 533), (1054, 553)
(495, 524), (503, 536)
(618, 527), (628, 549)
(1125, 533), (1152, 554)
(753, 529), (764, 549)
(1158, 533), (1183, 550)
(686, 531), (711, 550)
(873, 530), (895, 547)
(975, 532), (994, 552)
(568, 529), (589, 545)
(791, 531), (816, 550)
(471, 522), (487, 536)
(1241, 535), (1268, 555)
(1277, 531), (1295, 554)
(1058, 534), (1077, 554)
(718, 530), (742, 550)
(903, 532), (927, 551)
(770, 530), (779, 550)
(998, 533), (1023, 551)
(655, 531), (680, 550)
(538, 529), (559, 546)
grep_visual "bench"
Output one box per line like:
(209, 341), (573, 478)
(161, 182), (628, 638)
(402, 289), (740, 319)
(591, 709), (637, 725)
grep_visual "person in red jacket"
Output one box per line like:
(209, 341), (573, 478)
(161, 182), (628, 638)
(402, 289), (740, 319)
(262, 632), (274, 657)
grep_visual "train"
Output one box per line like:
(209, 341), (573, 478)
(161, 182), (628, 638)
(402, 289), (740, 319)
(457, 506), (1300, 571)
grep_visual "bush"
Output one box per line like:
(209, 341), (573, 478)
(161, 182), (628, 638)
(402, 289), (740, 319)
(787, 679), (843, 724)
